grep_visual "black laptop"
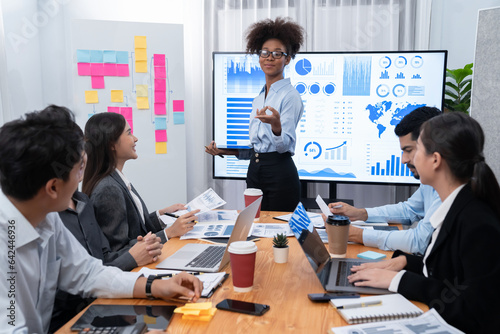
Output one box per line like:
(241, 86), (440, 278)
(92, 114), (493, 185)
(297, 228), (390, 295)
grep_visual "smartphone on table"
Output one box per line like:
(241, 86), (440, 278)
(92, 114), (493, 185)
(216, 299), (270, 316)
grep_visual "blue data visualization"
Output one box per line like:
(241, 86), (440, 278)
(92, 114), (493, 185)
(370, 154), (412, 177)
(343, 56), (372, 96)
(295, 58), (312, 76)
(225, 97), (251, 145)
(226, 59), (265, 94)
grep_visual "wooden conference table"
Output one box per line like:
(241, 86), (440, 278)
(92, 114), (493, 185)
(57, 211), (428, 334)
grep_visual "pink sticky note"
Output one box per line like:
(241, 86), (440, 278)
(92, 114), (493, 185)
(108, 106), (120, 113)
(78, 63), (91, 76)
(103, 63), (117, 76)
(154, 79), (166, 91)
(90, 63), (104, 76)
(155, 91), (166, 103)
(154, 103), (166, 115)
(121, 107), (133, 120)
(154, 66), (166, 78)
(154, 54), (165, 66)
(91, 76), (105, 89)
(155, 130), (167, 142)
(116, 64), (130, 76)
(173, 100), (184, 112)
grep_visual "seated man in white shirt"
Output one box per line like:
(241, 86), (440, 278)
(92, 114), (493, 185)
(329, 106), (442, 255)
(0, 105), (201, 334)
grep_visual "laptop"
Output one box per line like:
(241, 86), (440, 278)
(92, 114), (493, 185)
(297, 228), (390, 295)
(156, 197), (261, 272)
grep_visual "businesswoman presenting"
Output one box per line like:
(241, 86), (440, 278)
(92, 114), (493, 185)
(206, 17), (304, 212)
(347, 112), (500, 333)
(83, 112), (199, 252)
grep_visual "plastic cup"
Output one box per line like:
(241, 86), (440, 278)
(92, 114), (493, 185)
(325, 215), (351, 258)
(228, 241), (258, 292)
(244, 188), (263, 218)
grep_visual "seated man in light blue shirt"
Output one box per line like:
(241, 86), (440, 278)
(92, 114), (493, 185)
(0, 105), (201, 334)
(329, 107), (442, 255)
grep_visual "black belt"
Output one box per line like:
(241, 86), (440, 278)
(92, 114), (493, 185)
(251, 151), (292, 163)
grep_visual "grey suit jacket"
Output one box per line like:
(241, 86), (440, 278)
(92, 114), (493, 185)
(90, 171), (167, 252)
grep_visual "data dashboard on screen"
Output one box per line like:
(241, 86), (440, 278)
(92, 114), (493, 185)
(212, 51), (447, 185)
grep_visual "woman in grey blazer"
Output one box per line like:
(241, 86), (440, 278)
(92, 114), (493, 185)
(82, 112), (199, 252)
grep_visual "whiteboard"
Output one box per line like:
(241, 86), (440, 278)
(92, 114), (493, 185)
(70, 19), (187, 208)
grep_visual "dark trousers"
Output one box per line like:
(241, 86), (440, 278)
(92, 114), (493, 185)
(246, 151), (301, 212)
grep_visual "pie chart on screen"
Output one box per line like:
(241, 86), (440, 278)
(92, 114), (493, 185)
(295, 58), (312, 75)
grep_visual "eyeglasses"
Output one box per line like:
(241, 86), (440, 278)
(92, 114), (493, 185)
(258, 50), (288, 59)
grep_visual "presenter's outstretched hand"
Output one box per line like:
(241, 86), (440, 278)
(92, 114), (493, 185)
(328, 202), (368, 222)
(255, 106), (282, 136)
(165, 209), (200, 238)
(205, 141), (224, 157)
(130, 232), (162, 265)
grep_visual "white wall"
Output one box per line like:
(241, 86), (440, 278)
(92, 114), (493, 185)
(430, 0), (500, 69)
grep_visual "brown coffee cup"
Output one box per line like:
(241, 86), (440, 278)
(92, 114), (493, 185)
(325, 215), (350, 258)
(228, 241), (258, 292)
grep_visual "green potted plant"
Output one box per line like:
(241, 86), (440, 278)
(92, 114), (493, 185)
(272, 233), (289, 263)
(444, 63), (473, 114)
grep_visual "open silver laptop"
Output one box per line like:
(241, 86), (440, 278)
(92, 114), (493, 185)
(297, 228), (390, 295)
(156, 197), (261, 273)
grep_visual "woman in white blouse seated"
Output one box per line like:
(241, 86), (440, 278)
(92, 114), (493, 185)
(347, 112), (500, 333)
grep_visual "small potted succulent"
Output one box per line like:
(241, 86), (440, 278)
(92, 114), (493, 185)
(272, 233), (289, 264)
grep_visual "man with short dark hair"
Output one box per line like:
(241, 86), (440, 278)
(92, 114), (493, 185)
(329, 107), (442, 255)
(0, 105), (201, 334)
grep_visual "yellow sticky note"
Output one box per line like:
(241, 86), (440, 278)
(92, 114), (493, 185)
(135, 60), (147, 73)
(142, 315), (156, 325)
(134, 36), (147, 48)
(137, 96), (149, 109)
(85, 91), (98, 104)
(136, 85), (148, 97)
(155, 142), (167, 154)
(135, 48), (147, 61)
(182, 302), (213, 309)
(110, 90), (123, 103)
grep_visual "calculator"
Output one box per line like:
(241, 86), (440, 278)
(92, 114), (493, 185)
(77, 323), (147, 334)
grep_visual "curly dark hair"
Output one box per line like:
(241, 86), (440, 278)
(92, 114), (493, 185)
(245, 17), (304, 59)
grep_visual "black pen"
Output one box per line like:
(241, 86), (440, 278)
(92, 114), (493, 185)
(205, 145), (224, 158)
(163, 212), (198, 224)
(157, 272), (203, 278)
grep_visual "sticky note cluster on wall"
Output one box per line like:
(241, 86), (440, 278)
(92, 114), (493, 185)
(173, 99), (185, 124)
(134, 36), (147, 73)
(153, 53), (167, 154)
(108, 106), (134, 133)
(136, 84), (149, 109)
(77, 49), (130, 90)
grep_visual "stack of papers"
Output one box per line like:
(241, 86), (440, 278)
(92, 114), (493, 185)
(174, 302), (217, 321)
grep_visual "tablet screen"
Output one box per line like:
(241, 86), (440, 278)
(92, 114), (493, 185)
(70, 304), (176, 331)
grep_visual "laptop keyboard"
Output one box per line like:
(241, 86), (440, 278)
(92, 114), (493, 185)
(186, 246), (225, 268)
(336, 261), (362, 286)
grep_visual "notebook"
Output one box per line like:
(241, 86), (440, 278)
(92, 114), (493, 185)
(156, 197), (261, 272)
(330, 293), (423, 324)
(297, 228), (390, 294)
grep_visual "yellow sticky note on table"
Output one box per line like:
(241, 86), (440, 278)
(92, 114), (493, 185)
(136, 85), (148, 97)
(137, 96), (149, 109)
(155, 142), (167, 154)
(134, 36), (147, 48)
(135, 60), (147, 73)
(135, 48), (147, 61)
(85, 91), (98, 104)
(110, 90), (123, 103)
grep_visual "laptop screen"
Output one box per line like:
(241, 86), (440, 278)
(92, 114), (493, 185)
(297, 229), (331, 274)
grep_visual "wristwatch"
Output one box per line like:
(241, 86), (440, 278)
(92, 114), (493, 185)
(146, 275), (159, 299)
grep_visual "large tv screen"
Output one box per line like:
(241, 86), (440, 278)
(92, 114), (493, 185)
(212, 51), (447, 185)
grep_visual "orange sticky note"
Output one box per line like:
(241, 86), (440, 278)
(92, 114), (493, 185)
(85, 91), (98, 104)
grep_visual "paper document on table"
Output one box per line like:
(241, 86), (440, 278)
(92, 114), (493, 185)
(351, 220), (389, 226)
(186, 188), (226, 213)
(328, 308), (464, 334)
(250, 223), (294, 238)
(137, 268), (227, 298)
(180, 221), (241, 240)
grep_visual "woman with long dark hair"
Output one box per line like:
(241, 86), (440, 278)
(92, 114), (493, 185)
(347, 112), (500, 333)
(205, 17), (304, 212)
(83, 112), (198, 252)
